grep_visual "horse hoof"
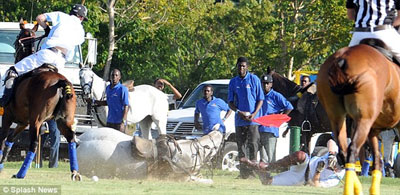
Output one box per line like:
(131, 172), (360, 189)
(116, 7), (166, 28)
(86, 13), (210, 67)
(11, 174), (24, 179)
(71, 172), (82, 181)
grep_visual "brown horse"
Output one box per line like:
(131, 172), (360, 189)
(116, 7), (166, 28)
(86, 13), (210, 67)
(317, 39), (400, 194)
(268, 69), (332, 152)
(0, 69), (80, 180)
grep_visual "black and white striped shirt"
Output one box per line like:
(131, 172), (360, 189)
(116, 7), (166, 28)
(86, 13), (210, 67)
(346, 0), (400, 28)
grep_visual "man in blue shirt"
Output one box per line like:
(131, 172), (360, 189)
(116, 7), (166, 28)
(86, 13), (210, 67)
(228, 57), (264, 179)
(194, 85), (232, 135)
(95, 68), (130, 133)
(259, 74), (293, 163)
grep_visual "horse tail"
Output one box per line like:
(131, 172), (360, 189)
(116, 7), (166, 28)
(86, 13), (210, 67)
(328, 58), (358, 95)
(54, 79), (74, 99)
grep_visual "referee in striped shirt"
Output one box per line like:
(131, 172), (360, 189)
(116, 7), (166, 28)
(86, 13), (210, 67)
(347, 0), (400, 61)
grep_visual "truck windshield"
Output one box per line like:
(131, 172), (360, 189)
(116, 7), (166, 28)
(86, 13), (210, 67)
(0, 29), (81, 67)
(0, 30), (17, 64)
(182, 84), (229, 108)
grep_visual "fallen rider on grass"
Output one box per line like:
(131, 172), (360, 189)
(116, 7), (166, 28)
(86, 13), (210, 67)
(241, 139), (345, 187)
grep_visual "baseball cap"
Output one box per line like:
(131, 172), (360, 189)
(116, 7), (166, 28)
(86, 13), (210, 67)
(261, 74), (273, 83)
(70, 4), (88, 21)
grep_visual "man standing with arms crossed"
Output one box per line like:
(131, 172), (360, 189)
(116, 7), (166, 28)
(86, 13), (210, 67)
(228, 57), (264, 179)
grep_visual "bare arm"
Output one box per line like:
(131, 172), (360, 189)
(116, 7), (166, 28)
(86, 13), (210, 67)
(228, 102), (246, 120)
(229, 101), (245, 120)
(247, 100), (263, 121)
(160, 79), (182, 100)
(347, 8), (355, 21)
(281, 109), (292, 138)
(122, 105), (129, 122)
(228, 102), (237, 111)
(222, 109), (232, 122)
(194, 113), (202, 130)
(394, 10), (400, 27)
(36, 14), (47, 28)
(119, 105), (129, 133)
(283, 109), (292, 115)
(310, 172), (322, 187)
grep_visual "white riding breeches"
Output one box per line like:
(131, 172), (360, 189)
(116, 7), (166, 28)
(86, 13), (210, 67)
(14, 49), (66, 75)
(349, 28), (400, 61)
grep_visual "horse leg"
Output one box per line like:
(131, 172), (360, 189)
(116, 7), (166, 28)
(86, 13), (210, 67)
(368, 130), (382, 195)
(344, 120), (373, 195)
(328, 115), (348, 165)
(56, 118), (81, 181)
(0, 112), (17, 172)
(14, 123), (40, 179)
(139, 116), (152, 139)
(0, 124), (27, 172)
(152, 116), (170, 170)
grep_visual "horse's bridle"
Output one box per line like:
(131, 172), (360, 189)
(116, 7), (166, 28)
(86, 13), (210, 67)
(158, 133), (221, 178)
(81, 69), (108, 127)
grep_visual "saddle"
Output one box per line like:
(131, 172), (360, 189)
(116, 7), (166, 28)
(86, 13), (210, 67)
(11, 64), (58, 96)
(297, 90), (318, 115)
(359, 38), (400, 66)
(131, 136), (158, 161)
(13, 64), (58, 85)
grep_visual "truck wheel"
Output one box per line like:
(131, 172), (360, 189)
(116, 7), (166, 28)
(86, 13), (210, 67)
(395, 153), (400, 178)
(219, 142), (239, 172)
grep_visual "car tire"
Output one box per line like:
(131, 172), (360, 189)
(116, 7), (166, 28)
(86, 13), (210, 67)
(394, 153), (400, 178)
(218, 142), (239, 172)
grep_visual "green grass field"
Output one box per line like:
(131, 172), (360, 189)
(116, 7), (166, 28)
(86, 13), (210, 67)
(0, 161), (400, 195)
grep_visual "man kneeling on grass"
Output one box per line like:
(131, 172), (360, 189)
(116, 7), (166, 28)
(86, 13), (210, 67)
(241, 139), (345, 187)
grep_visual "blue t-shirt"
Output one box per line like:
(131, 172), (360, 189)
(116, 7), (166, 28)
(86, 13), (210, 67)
(259, 89), (293, 137)
(195, 97), (230, 135)
(106, 83), (130, 123)
(228, 72), (264, 126)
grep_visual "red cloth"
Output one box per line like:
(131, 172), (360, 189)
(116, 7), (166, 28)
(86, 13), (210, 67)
(252, 114), (291, 127)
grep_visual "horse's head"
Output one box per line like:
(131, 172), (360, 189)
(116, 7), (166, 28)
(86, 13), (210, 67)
(79, 67), (95, 99)
(164, 130), (224, 176)
(266, 69), (302, 98)
(14, 18), (38, 63)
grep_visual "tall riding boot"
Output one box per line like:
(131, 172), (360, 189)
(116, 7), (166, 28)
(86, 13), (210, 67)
(0, 81), (14, 107)
(0, 68), (17, 107)
(266, 151), (307, 171)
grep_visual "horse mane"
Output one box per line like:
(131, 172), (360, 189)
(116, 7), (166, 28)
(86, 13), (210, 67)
(328, 58), (358, 95)
(268, 70), (302, 98)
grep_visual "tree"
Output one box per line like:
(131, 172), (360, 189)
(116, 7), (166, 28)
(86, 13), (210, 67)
(103, 0), (116, 80)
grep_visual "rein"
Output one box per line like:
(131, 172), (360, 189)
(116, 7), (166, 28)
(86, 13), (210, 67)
(162, 132), (220, 178)
(86, 73), (108, 127)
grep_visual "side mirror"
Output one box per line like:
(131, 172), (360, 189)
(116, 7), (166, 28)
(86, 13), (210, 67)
(86, 32), (97, 66)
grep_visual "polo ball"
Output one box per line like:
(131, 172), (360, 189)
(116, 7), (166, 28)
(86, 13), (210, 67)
(92, 176), (99, 182)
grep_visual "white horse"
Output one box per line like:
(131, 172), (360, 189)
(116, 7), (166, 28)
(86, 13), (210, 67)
(77, 127), (223, 183)
(79, 67), (168, 137)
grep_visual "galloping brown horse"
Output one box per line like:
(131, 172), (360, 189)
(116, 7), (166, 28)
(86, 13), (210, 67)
(0, 69), (80, 179)
(317, 39), (400, 195)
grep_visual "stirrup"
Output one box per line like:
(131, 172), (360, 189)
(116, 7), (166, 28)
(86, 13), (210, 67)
(301, 120), (312, 131)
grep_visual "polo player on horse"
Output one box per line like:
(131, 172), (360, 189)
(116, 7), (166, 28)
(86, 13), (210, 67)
(0, 4), (87, 106)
